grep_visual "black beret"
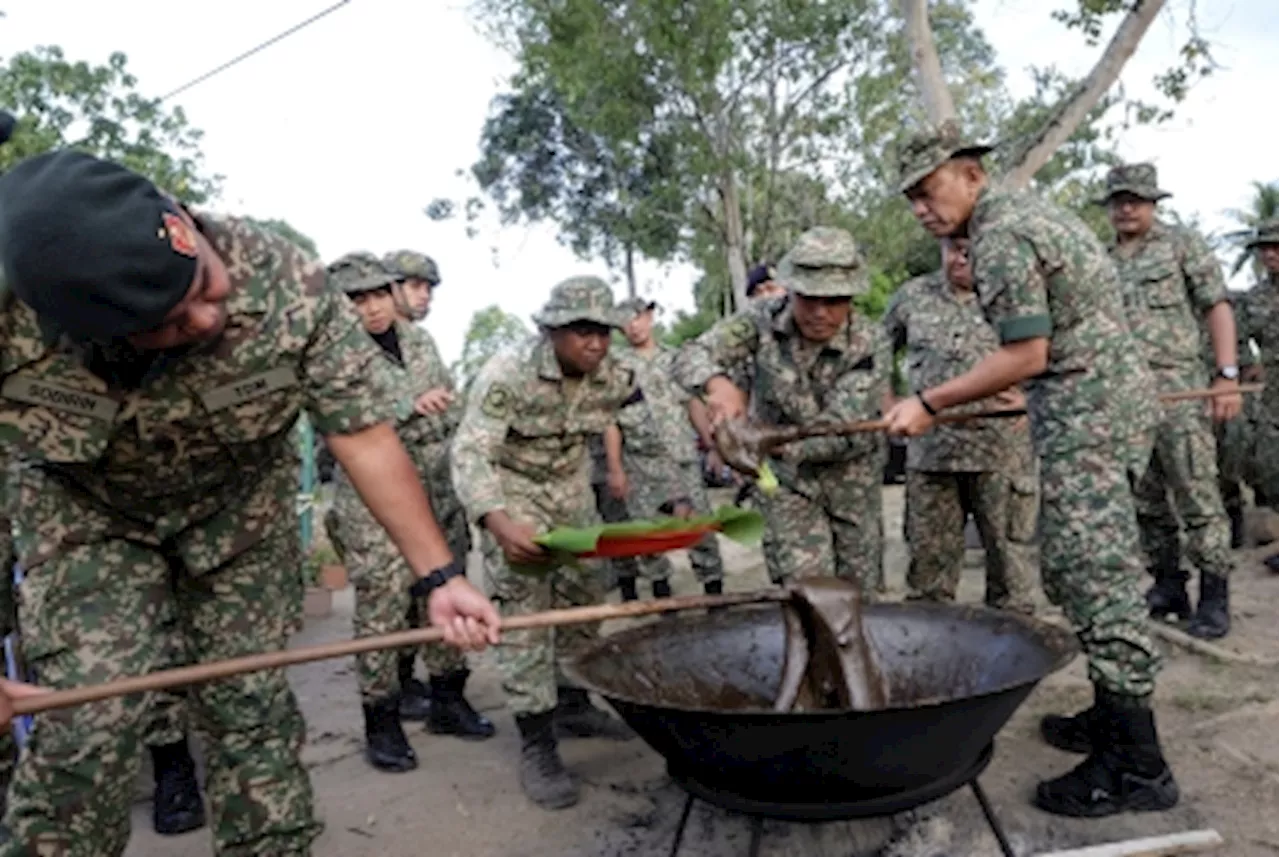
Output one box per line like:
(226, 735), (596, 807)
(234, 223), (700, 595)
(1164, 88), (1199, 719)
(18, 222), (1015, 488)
(0, 150), (200, 344)
(745, 263), (776, 296)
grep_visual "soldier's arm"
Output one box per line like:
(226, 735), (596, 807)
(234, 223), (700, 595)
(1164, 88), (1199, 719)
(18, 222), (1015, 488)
(1181, 230), (1239, 373)
(917, 231), (1049, 410)
(449, 353), (516, 524)
(670, 309), (762, 395)
(781, 330), (891, 464)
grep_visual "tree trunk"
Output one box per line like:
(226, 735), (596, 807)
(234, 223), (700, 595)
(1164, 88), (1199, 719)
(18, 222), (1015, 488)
(1003, 0), (1167, 188)
(624, 241), (637, 299)
(720, 170), (749, 312)
(901, 0), (956, 124)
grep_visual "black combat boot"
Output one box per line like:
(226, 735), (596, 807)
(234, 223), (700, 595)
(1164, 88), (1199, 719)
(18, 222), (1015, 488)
(1039, 685), (1097, 754)
(362, 697), (418, 772)
(553, 686), (635, 741)
(426, 669), (496, 739)
(618, 576), (639, 602)
(1186, 573), (1230, 639)
(1144, 562), (1192, 622)
(515, 711), (579, 809)
(1034, 691), (1179, 818)
(651, 579), (672, 599)
(150, 738), (206, 836)
(398, 654), (432, 721)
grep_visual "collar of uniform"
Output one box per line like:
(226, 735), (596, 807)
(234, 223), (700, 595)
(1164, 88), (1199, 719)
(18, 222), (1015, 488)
(196, 213), (275, 319)
(771, 298), (851, 354)
(534, 336), (565, 381)
(968, 183), (1001, 236)
(1109, 218), (1171, 252)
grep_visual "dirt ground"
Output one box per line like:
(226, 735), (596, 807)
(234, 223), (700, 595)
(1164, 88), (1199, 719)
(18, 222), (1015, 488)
(122, 486), (1278, 857)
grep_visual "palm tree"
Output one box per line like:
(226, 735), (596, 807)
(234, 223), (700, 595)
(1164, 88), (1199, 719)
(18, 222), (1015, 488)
(1221, 180), (1279, 277)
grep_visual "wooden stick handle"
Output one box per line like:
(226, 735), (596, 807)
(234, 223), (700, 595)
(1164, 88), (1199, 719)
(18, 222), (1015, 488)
(12, 589), (788, 716)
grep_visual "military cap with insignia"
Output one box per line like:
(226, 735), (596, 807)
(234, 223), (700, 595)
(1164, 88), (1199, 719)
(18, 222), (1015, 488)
(533, 276), (628, 328)
(776, 227), (870, 298)
(327, 251), (403, 295)
(382, 250), (441, 285)
(0, 150), (201, 345)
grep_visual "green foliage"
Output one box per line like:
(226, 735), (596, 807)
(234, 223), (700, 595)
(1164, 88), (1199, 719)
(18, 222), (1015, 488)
(242, 217), (320, 259)
(1220, 180), (1279, 278)
(454, 304), (532, 389)
(0, 46), (221, 203)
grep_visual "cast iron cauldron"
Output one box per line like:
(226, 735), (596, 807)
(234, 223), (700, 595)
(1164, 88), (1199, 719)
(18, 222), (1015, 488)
(566, 601), (1077, 804)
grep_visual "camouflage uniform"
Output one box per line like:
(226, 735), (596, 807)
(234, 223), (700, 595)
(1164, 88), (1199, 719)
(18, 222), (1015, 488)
(0, 216), (394, 855)
(1239, 222), (1279, 509)
(1104, 168), (1234, 600)
(587, 433), (639, 592)
(451, 279), (637, 717)
(614, 337), (725, 587)
(674, 228), (891, 592)
(883, 270), (1038, 612)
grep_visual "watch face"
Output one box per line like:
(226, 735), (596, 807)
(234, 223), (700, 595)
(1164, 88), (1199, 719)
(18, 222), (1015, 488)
(1220, 366), (1240, 380)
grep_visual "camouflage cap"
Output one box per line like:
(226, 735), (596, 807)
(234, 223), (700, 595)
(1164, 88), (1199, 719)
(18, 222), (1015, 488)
(1095, 163), (1171, 205)
(619, 296), (658, 317)
(776, 227), (869, 298)
(533, 276), (626, 328)
(326, 251), (402, 295)
(895, 119), (994, 192)
(1246, 219), (1278, 249)
(382, 250), (441, 285)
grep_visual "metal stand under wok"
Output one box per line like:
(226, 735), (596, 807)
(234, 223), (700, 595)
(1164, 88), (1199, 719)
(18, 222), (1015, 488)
(664, 743), (1015, 857)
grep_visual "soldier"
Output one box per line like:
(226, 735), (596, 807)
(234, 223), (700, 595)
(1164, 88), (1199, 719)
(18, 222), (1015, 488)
(0, 151), (499, 855)
(882, 235), (1038, 613)
(1097, 164), (1242, 640)
(328, 252), (493, 773)
(452, 277), (637, 811)
(886, 122), (1177, 818)
(1239, 221), (1279, 572)
(379, 250), (494, 737)
(745, 263), (785, 301)
(587, 432), (640, 595)
(673, 227), (891, 591)
(604, 297), (726, 601)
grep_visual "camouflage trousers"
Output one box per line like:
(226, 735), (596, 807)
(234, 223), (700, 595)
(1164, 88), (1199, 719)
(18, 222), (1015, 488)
(1040, 438), (1161, 698)
(1134, 405), (1234, 579)
(331, 470), (467, 703)
(758, 477), (883, 594)
(622, 457), (724, 585)
(591, 484), (639, 592)
(904, 469), (1038, 612)
(482, 476), (603, 717)
(1252, 371), (1279, 508)
(0, 530), (319, 857)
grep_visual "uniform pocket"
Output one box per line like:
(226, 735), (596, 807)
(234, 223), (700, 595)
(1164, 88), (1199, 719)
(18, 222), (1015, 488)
(1005, 474), (1040, 543)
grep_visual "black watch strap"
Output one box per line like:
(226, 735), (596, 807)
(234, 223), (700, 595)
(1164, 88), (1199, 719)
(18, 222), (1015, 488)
(409, 561), (464, 598)
(916, 391), (938, 416)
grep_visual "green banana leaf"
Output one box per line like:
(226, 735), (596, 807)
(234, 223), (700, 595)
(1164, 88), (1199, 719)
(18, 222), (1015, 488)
(534, 504), (764, 554)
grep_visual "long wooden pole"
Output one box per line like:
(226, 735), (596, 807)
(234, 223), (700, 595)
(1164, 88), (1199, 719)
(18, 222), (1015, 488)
(12, 589), (788, 716)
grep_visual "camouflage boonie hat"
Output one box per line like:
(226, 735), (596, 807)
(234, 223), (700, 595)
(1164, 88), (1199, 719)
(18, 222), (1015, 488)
(533, 276), (626, 328)
(1246, 219), (1278, 248)
(776, 227), (869, 298)
(619, 296), (658, 317)
(326, 251), (401, 295)
(1095, 163), (1171, 205)
(382, 250), (441, 285)
(895, 119), (994, 192)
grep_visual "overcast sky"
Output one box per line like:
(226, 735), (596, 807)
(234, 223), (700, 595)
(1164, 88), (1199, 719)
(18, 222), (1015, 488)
(3, 0), (1275, 362)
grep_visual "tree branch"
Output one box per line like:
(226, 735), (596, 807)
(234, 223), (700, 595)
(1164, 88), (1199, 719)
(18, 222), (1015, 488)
(901, 0), (956, 125)
(1003, 0), (1167, 189)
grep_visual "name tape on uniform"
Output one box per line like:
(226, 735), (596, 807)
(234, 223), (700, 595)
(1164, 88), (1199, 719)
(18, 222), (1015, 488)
(1, 375), (120, 421)
(201, 367), (298, 412)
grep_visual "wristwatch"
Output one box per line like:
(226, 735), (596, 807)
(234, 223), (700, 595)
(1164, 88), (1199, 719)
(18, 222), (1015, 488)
(1216, 365), (1240, 381)
(408, 561), (464, 598)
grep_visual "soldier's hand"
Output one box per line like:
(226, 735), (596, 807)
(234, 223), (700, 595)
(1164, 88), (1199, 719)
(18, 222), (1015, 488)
(427, 576), (501, 650)
(1208, 377), (1242, 423)
(671, 501), (694, 519)
(704, 377), (747, 425)
(607, 466), (629, 500)
(885, 395), (935, 437)
(0, 678), (48, 727)
(415, 387), (454, 415)
(483, 510), (547, 565)
(1242, 365), (1262, 383)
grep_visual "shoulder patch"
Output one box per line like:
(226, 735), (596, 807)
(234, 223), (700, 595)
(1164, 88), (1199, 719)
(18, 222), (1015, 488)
(481, 383), (515, 420)
(722, 316), (756, 348)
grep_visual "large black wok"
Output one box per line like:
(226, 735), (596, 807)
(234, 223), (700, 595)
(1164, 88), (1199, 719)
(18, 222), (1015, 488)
(566, 601), (1077, 805)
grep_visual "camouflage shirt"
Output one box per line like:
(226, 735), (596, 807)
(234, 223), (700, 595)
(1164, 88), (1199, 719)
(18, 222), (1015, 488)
(450, 336), (640, 523)
(672, 295), (891, 500)
(883, 270), (1034, 473)
(0, 215), (394, 572)
(969, 186), (1158, 463)
(1109, 221), (1228, 390)
(1238, 274), (1279, 407)
(615, 343), (697, 463)
(390, 322), (462, 451)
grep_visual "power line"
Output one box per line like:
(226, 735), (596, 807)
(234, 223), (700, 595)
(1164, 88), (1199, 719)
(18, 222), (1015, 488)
(160, 0), (352, 102)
